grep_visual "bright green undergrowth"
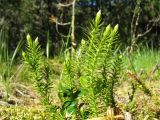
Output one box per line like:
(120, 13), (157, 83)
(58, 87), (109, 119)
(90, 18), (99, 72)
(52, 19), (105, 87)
(21, 10), (122, 119)
(124, 48), (160, 73)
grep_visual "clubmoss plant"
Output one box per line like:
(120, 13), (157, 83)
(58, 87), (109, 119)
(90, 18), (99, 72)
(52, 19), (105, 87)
(60, 10), (122, 118)
(22, 34), (65, 120)
(22, 34), (52, 106)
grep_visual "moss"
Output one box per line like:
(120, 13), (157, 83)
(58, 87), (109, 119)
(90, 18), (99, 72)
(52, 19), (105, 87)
(0, 106), (53, 120)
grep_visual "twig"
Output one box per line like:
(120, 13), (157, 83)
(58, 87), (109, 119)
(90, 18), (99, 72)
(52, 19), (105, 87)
(151, 64), (160, 75)
(127, 70), (152, 96)
(57, 2), (73, 7)
(50, 0), (76, 42)
(15, 88), (26, 97)
(137, 25), (153, 38)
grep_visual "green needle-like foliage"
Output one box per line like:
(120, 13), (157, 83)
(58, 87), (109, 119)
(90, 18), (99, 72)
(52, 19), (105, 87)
(22, 35), (43, 72)
(60, 10), (122, 118)
(22, 34), (52, 106)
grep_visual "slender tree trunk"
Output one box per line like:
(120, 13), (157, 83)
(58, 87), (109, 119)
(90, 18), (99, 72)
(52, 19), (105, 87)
(71, 0), (76, 48)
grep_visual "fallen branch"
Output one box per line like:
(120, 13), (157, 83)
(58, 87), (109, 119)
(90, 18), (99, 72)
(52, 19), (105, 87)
(151, 64), (160, 75)
(127, 70), (152, 96)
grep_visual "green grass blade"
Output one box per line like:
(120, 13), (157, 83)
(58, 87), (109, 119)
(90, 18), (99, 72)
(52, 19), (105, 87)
(10, 36), (24, 67)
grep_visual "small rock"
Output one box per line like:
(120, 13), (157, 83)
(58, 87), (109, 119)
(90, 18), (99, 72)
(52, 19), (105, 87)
(124, 112), (132, 120)
(7, 95), (24, 105)
(8, 99), (16, 105)
(0, 94), (2, 99)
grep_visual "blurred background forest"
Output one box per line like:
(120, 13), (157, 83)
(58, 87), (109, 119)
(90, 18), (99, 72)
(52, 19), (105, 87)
(0, 0), (160, 55)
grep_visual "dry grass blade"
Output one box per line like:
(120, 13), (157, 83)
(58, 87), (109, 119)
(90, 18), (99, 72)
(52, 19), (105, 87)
(87, 107), (124, 120)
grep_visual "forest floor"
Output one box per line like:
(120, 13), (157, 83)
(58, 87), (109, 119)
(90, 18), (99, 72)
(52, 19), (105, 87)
(0, 50), (160, 120)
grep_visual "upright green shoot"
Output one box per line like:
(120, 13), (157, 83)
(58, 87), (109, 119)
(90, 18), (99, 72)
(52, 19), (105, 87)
(22, 34), (52, 106)
(60, 10), (122, 118)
